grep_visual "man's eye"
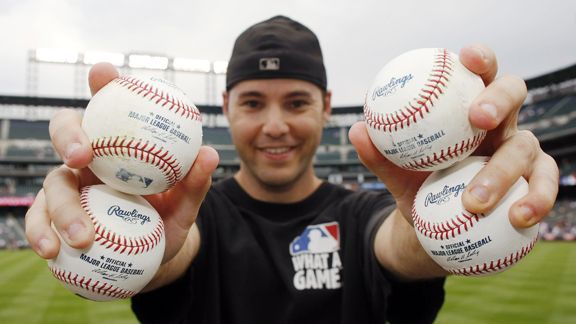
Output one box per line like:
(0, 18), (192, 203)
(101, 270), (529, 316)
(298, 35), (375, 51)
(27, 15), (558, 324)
(242, 100), (261, 108)
(289, 100), (308, 109)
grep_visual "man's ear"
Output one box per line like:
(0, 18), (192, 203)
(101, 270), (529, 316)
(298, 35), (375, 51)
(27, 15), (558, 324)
(222, 91), (230, 117)
(323, 90), (333, 122)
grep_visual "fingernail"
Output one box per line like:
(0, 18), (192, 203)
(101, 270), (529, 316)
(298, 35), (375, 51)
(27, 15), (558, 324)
(480, 103), (498, 120)
(471, 46), (487, 62)
(65, 221), (86, 242)
(38, 238), (51, 256)
(470, 185), (490, 204)
(65, 143), (82, 160)
(517, 205), (534, 224)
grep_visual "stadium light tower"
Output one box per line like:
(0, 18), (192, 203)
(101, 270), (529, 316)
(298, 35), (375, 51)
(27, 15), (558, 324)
(28, 48), (228, 104)
(83, 51), (125, 67)
(213, 61), (228, 74)
(34, 48), (80, 64)
(128, 54), (169, 70)
(173, 58), (212, 73)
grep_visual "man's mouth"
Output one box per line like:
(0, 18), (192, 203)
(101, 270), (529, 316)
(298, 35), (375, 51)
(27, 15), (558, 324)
(261, 147), (293, 155)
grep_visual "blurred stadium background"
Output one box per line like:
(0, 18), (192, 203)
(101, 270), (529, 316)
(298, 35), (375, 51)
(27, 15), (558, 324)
(0, 50), (575, 323)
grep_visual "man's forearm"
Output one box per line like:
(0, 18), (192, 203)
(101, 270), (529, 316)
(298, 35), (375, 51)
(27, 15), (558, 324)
(375, 208), (447, 280)
(141, 224), (201, 292)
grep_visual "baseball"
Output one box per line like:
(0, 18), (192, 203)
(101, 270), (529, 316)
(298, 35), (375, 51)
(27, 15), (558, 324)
(412, 156), (539, 276)
(82, 75), (203, 195)
(48, 184), (165, 301)
(364, 48), (486, 171)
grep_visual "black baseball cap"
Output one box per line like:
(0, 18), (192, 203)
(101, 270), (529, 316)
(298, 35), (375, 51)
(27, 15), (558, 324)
(226, 15), (327, 91)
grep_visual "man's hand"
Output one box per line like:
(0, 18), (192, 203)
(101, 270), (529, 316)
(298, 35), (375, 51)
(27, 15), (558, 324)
(350, 45), (558, 229)
(25, 63), (219, 275)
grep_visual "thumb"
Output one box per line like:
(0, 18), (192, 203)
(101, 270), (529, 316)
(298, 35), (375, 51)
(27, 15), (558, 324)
(89, 62), (119, 96)
(144, 146), (218, 263)
(348, 121), (394, 174)
(176, 145), (220, 212)
(149, 146), (220, 229)
(348, 121), (429, 214)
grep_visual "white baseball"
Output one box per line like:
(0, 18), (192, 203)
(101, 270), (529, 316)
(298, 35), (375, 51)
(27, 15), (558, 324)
(412, 156), (539, 276)
(48, 184), (165, 301)
(364, 48), (486, 171)
(82, 75), (203, 195)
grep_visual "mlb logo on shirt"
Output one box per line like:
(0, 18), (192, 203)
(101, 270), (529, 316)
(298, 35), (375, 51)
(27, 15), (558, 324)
(290, 222), (340, 255)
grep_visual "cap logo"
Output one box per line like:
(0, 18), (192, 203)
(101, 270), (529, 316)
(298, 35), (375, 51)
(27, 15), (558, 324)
(259, 58), (280, 71)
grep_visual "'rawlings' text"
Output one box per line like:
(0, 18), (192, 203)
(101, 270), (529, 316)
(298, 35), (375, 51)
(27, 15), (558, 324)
(372, 74), (414, 100)
(425, 183), (466, 206)
(107, 205), (151, 225)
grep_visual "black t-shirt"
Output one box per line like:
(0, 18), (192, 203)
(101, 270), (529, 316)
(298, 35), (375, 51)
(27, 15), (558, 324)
(132, 178), (445, 324)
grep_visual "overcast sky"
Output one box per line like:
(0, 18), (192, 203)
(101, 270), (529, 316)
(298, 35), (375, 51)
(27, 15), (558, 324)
(1, 0), (575, 106)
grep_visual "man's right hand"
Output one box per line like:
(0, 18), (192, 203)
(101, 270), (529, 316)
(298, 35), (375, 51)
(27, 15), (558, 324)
(24, 63), (219, 281)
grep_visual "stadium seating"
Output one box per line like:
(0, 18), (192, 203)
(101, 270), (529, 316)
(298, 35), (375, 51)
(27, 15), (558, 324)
(321, 128), (343, 145)
(202, 127), (233, 145)
(519, 98), (561, 124)
(315, 151), (341, 162)
(217, 149), (239, 162)
(540, 198), (576, 241)
(5, 146), (48, 159)
(0, 213), (28, 249)
(520, 94), (576, 139)
(8, 120), (51, 140)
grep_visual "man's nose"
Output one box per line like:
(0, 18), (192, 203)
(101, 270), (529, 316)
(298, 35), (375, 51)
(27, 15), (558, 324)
(262, 107), (289, 137)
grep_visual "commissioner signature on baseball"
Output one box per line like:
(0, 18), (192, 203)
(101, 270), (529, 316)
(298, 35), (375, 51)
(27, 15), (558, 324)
(447, 249), (480, 263)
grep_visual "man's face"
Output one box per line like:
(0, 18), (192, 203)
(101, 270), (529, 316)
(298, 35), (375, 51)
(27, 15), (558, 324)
(223, 79), (331, 189)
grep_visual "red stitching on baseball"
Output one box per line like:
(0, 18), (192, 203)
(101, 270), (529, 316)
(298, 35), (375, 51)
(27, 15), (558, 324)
(49, 267), (136, 299)
(80, 187), (165, 255)
(412, 205), (482, 240)
(91, 136), (182, 189)
(447, 237), (538, 276)
(364, 48), (453, 132)
(115, 76), (202, 122)
(401, 131), (486, 170)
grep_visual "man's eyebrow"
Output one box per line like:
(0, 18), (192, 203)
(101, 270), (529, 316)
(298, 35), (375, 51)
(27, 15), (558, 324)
(285, 91), (313, 98)
(237, 90), (314, 99)
(238, 91), (265, 98)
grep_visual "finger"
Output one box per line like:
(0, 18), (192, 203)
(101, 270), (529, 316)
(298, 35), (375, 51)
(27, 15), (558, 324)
(149, 146), (220, 230)
(459, 44), (498, 85)
(49, 109), (93, 168)
(174, 146), (220, 218)
(348, 121), (429, 216)
(88, 62), (119, 96)
(468, 75), (527, 130)
(462, 131), (540, 213)
(145, 146), (218, 262)
(25, 190), (60, 259)
(509, 153), (559, 228)
(44, 166), (95, 248)
(348, 121), (395, 174)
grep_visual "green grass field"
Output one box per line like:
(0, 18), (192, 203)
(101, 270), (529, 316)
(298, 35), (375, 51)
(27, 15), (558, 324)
(436, 241), (576, 324)
(1, 242), (575, 323)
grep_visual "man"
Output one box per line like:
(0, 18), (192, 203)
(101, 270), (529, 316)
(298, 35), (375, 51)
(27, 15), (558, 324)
(25, 16), (558, 323)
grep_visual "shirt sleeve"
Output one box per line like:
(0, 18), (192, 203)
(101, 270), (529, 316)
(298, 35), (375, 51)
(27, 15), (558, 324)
(363, 197), (446, 324)
(130, 191), (215, 324)
(131, 265), (196, 324)
(131, 190), (214, 324)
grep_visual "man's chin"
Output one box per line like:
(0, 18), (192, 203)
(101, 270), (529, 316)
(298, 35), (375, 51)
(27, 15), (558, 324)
(257, 176), (296, 189)
(254, 170), (301, 190)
